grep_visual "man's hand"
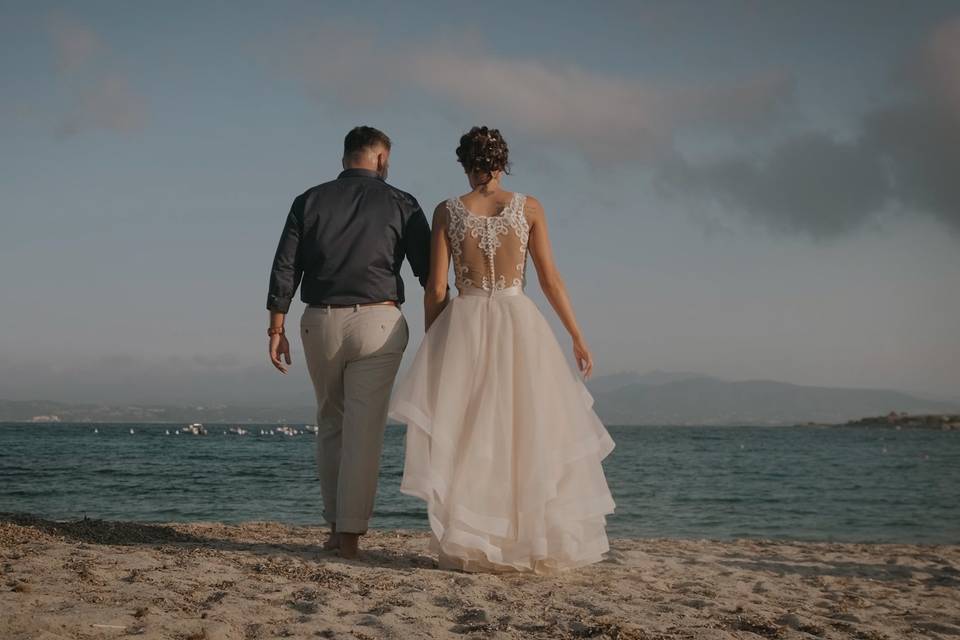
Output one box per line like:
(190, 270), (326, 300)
(270, 334), (292, 374)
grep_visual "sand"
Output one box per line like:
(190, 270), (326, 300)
(1, 513), (958, 639)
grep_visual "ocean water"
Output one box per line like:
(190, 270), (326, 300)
(0, 423), (957, 543)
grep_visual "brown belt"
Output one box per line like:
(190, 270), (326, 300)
(309, 300), (397, 310)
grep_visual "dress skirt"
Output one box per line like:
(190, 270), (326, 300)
(388, 285), (616, 575)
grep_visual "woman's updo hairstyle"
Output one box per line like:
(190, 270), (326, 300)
(456, 126), (510, 183)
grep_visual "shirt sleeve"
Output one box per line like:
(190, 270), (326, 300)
(266, 195), (306, 313)
(403, 197), (432, 288)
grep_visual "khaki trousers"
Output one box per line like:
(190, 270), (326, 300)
(300, 304), (409, 534)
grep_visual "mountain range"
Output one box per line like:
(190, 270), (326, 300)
(2, 371), (957, 425)
(585, 371), (959, 425)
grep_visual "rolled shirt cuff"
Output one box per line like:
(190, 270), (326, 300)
(266, 293), (292, 313)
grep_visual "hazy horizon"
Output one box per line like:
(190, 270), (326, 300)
(2, 1), (960, 404)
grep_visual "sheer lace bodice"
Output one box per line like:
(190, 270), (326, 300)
(446, 192), (529, 294)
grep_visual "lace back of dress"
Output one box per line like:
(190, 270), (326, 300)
(446, 192), (530, 292)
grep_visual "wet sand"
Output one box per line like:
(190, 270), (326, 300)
(1, 513), (958, 639)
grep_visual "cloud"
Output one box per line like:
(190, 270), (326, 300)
(410, 49), (791, 163)
(57, 73), (147, 136)
(286, 23), (399, 107)
(278, 24), (792, 164)
(45, 11), (147, 136)
(657, 132), (890, 239)
(657, 16), (960, 238)
(922, 17), (960, 119)
(279, 17), (960, 240)
(47, 10), (104, 73)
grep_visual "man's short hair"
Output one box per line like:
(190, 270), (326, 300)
(344, 126), (391, 159)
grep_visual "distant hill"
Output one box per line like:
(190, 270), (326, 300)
(586, 373), (960, 425)
(3, 372), (958, 426)
(585, 370), (711, 393)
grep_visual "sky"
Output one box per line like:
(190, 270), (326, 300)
(1, 0), (959, 407)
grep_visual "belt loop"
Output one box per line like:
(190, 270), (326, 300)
(353, 303), (359, 312)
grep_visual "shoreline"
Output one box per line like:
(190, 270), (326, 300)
(4, 420), (958, 429)
(2, 514), (958, 639)
(2, 511), (954, 547)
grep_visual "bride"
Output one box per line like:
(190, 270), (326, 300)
(388, 126), (616, 574)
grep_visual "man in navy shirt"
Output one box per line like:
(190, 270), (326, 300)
(266, 126), (431, 558)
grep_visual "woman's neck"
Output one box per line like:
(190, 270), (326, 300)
(473, 177), (501, 195)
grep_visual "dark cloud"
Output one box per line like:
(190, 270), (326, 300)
(865, 102), (960, 232)
(657, 17), (960, 238)
(657, 132), (890, 239)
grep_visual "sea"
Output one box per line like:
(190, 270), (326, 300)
(1, 423), (957, 543)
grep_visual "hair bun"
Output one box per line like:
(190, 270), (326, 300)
(456, 126), (511, 179)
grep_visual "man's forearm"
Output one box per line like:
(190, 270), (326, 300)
(270, 311), (286, 330)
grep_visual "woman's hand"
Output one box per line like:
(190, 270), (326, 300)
(573, 336), (593, 380)
(528, 197), (591, 379)
(270, 334), (292, 374)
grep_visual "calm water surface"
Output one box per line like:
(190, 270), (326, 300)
(1, 423), (957, 543)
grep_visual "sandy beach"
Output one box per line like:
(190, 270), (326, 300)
(1, 514), (958, 639)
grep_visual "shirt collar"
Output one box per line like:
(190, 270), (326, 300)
(337, 168), (384, 181)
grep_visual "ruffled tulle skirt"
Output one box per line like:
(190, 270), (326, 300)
(388, 286), (616, 575)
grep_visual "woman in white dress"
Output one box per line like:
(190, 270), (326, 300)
(389, 126), (615, 574)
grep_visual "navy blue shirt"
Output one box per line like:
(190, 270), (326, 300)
(266, 168), (431, 313)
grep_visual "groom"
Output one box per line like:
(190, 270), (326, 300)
(266, 126), (431, 558)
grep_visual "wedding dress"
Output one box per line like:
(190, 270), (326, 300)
(388, 192), (616, 574)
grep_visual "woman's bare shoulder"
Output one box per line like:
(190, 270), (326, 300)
(521, 193), (545, 221)
(522, 193), (543, 208)
(432, 199), (454, 224)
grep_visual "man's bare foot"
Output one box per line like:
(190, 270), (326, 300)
(322, 524), (339, 550)
(338, 532), (360, 559)
(322, 533), (340, 550)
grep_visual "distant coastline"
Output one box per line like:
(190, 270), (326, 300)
(834, 411), (960, 431)
(6, 416), (960, 430)
(6, 409), (960, 429)
(3, 370), (959, 425)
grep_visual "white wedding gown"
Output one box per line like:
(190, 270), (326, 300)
(388, 192), (616, 574)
